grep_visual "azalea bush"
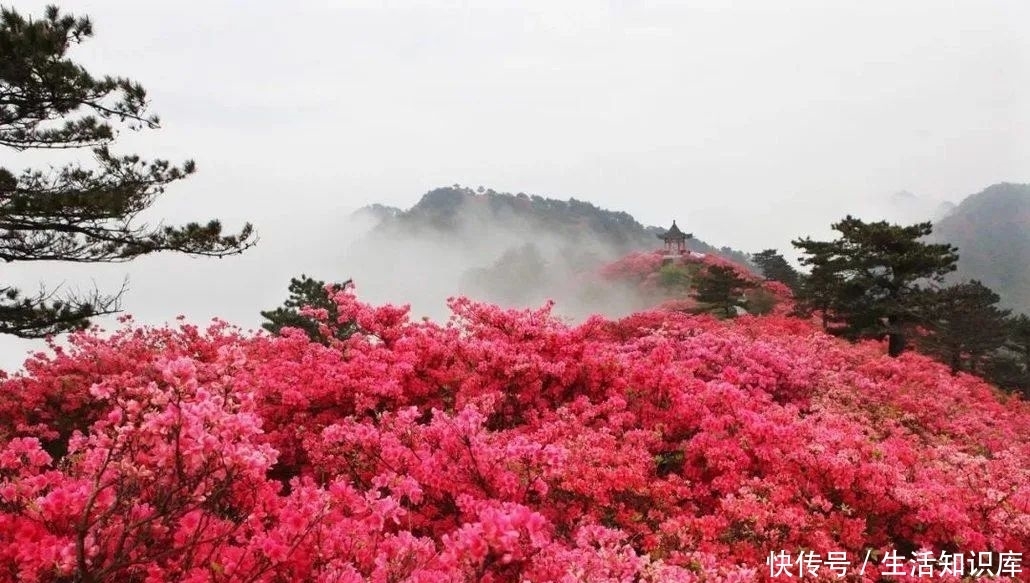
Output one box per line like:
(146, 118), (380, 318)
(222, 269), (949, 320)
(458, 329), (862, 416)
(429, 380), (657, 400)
(600, 251), (795, 316)
(0, 282), (1028, 581)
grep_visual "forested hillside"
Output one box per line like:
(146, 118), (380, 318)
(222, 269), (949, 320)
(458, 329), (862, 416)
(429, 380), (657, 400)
(934, 183), (1030, 314)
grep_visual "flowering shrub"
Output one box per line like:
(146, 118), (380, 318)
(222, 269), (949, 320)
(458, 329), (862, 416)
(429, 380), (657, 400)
(600, 251), (795, 315)
(598, 251), (667, 282)
(0, 282), (1028, 581)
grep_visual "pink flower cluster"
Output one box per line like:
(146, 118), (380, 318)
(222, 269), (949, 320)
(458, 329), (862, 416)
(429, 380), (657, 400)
(597, 251), (667, 281)
(0, 282), (1027, 581)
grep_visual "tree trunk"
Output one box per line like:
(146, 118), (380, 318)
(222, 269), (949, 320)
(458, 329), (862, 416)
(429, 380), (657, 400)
(886, 314), (906, 357)
(969, 352), (981, 375)
(888, 333), (906, 357)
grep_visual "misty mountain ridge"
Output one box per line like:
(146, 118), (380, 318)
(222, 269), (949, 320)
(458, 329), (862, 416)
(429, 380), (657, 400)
(933, 182), (1030, 315)
(341, 186), (752, 320)
(355, 185), (752, 263)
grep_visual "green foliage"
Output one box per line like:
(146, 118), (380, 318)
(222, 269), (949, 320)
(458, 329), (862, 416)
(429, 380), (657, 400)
(692, 265), (755, 318)
(260, 275), (356, 344)
(0, 283), (123, 337)
(918, 280), (1010, 374)
(657, 263), (692, 292)
(0, 6), (153, 149)
(751, 249), (802, 291)
(743, 288), (778, 316)
(0, 5), (254, 337)
(1005, 314), (1030, 361)
(983, 314), (1030, 396)
(793, 216), (959, 357)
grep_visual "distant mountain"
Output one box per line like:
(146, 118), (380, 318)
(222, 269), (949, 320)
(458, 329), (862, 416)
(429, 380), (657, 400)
(357, 185), (752, 265)
(933, 183), (1030, 314)
(366, 186), (651, 251)
(342, 186), (753, 319)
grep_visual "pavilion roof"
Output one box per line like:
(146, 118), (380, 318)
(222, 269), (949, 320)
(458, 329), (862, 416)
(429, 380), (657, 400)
(658, 220), (691, 241)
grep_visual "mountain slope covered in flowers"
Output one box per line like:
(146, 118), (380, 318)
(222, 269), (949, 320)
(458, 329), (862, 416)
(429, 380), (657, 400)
(0, 279), (1028, 581)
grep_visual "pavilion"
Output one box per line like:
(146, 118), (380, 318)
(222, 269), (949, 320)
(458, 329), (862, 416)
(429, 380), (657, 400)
(658, 220), (692, 255)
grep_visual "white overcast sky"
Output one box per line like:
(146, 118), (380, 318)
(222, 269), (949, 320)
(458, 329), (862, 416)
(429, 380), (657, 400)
(2, 0), (1029, 368)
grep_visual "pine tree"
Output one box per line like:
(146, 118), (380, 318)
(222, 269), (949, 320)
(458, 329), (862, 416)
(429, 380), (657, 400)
(918, 280), (1010, 374)
(1006, 314), (1030, 369)
(751, 249), (802, 291)
(789, 254), (840, 330)
(984, 314), (1030, 395)
(691, 265), (755, 318)
(261, 275), (356, 344)
(0, 6), (254, 337)
(793, 216), (958, 356)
